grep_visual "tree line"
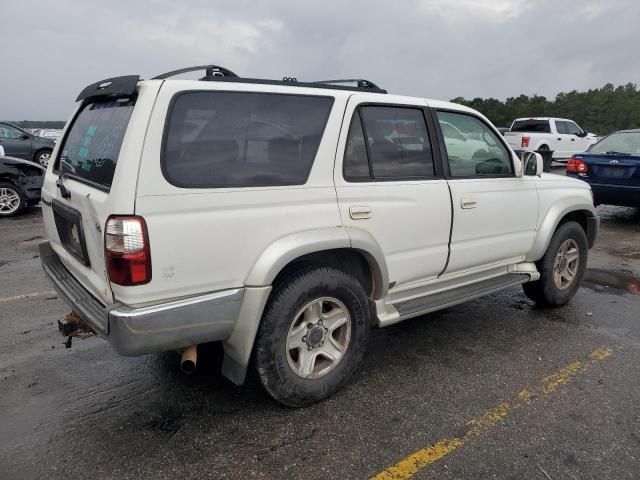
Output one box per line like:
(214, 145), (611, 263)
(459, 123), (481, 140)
(6, 82), (640, 136)
(451, 83), (640, 135)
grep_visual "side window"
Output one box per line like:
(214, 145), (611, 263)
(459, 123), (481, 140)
(343, 113), (371, 181)
(437, 111), (513, 177)
(343, 106), (435, 181)
(555, 121), (568, 134)
(163, 92), (333, 188)
(0, 126), (21, 139)
(565, 122), (582, 135)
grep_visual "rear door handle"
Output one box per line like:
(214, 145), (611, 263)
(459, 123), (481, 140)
(349, 205), (372, 220)
(461, 197), (477, 209)
(557, 137), (562, 141)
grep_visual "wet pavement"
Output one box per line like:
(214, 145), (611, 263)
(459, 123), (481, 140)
(1, 204), (639, 480)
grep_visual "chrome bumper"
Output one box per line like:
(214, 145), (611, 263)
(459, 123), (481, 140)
(39, 241), (244, 356)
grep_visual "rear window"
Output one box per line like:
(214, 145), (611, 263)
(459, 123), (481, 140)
(162, 92), (333, 188)
(57, 98), (135, 189)
(510, 120), (551, 133)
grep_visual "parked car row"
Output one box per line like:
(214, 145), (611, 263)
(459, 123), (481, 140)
(0, 122), (56, 167)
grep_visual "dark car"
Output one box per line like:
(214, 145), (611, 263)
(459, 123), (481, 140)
(0, 122), (56, 167)
(566, 129), (640, 207)
(0, 155), (45, 217)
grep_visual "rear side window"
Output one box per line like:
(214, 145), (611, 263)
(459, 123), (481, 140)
(510, 120), (551, 133)
(343, 106), (435, 181)
(57, 98), (135, 189)
(162, 92), (333, 188)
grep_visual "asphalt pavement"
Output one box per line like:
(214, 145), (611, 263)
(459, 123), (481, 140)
(1, 202), (638, 480)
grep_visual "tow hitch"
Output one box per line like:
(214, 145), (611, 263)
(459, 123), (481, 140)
(58, 312), (95, 348)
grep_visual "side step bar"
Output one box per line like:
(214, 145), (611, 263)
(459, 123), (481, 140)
(393, 273), (531, 322)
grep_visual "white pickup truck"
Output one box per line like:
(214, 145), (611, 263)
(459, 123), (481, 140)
(504, 118), (599, 161)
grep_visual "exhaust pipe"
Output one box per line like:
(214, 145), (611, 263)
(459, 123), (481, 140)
(180, 345), (198, 374)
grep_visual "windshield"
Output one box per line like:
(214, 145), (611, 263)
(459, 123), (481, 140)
(510, 120), (551, 133)
(589, 132), (640, 155)
(57, 97), (135, 189)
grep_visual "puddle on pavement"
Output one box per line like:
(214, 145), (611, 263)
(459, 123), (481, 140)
(583, 268), (640, 295)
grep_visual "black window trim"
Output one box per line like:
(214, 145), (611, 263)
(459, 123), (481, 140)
(342, 102), (444, 183)
(160, 89), (335, 189)
(52, 95), (137, 193)
(429, 108), (517, 180)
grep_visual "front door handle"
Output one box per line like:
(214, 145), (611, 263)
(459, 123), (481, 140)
(557, 137), (562, 141)
(349, 205), (372, 220)
(461, 197), (477, 209)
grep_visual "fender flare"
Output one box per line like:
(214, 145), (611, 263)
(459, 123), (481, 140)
(222, 227), (390, 385)
(526, 199), (597, 262)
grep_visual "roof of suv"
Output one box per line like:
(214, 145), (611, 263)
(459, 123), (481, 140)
(76, 64), (476, 116)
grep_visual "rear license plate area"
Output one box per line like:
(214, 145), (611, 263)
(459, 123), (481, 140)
(52, 200), (90, 266)
(594, 166), (631, 178)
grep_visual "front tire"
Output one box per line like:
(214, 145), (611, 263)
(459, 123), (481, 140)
(523, 221), (588, 307)
(0, 182), (26, 217)
(254, 265), (370, 407)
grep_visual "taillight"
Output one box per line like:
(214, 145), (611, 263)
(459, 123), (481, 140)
(566, 156), (588, 174)
(521, 136), (530, 148)
(105, 216), (151, 286)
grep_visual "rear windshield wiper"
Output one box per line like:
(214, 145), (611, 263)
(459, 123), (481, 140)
(604, 151), (632, 156)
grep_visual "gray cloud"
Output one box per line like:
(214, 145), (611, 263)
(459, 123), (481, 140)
(1, 0), (638, 119)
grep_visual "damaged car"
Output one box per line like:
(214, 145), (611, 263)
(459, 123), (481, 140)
(0, 155), (45, 217)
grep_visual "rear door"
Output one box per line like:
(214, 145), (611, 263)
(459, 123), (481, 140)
(40, 80), (162, 305)
(334, 96), (452, 288)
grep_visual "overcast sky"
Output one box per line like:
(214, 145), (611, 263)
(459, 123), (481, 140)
(1, 0), (638, 120)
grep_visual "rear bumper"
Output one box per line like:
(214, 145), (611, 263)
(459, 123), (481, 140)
(39, 241), (244, 355)
(590, 183), (640, 207)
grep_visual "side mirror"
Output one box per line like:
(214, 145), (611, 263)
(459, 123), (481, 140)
(21, 134), (30, 140)
(577, 131), (588, 138)
(522, 151), (543, 176)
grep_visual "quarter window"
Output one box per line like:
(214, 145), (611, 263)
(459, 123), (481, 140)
(163, 92), (333, 188)
(343, 106), (435, 181)
(437, 111), (513, 177)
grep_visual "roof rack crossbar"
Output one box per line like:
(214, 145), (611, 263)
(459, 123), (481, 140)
(152, 65), (239, 80)
(311, 79), (383, 90)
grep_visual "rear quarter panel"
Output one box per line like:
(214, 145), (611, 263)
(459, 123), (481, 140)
(129, 81), (347, 306)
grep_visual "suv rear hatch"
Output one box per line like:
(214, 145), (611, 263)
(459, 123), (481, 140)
(41, 78), (161, 306)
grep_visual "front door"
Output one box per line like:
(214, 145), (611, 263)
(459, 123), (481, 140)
(434, 110), (539, 276)
(334, 96), (452, 288)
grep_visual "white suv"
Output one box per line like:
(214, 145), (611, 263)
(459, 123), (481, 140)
(40, 65), (599, 406)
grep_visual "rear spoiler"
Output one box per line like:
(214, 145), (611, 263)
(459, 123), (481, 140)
(76, 75), (140, 102)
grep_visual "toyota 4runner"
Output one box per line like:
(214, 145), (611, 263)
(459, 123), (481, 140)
(40, 65), (599, 406)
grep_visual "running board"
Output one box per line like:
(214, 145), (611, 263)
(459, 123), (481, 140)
(392, 273), (531, 322)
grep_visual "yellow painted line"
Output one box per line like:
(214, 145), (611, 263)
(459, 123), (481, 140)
(370, 346), (615, 480)
(0, 290), (57, 303)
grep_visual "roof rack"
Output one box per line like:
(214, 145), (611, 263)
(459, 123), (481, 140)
(151, 65), (387, 94)
(311, 79), (383, 90)
(152, 65), (239, 80)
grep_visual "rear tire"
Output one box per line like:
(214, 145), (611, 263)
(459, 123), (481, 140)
(34, 149), (52, 167)
(254, 265), (370, 407)
(0, 182), (26, 217)
(523, 221), (588, 307)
